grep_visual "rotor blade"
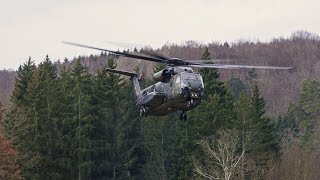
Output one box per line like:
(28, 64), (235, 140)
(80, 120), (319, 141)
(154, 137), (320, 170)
(189, 64), (292, 70)
(106, 68), (137, 77)
(62, 41), (165, 63)
(141, 51), (169, 60)
(184, 59), (237, 63)
(105, 41), (171, 61)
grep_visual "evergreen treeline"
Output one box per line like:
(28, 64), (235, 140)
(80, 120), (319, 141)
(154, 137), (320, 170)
(2, 56), (146, 179)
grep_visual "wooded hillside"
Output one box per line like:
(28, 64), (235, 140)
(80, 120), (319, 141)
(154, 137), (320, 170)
(0, 31), (320, 179)
(1, 31), (320, 116)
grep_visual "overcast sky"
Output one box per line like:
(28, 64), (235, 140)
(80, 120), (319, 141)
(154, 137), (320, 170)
(1, 0), (319, 69)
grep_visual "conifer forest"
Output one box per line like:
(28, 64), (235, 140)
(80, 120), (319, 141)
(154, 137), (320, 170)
(1, 31), (320, 179)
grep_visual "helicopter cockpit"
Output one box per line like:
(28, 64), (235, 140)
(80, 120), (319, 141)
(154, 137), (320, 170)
(177, 72), (204, 98)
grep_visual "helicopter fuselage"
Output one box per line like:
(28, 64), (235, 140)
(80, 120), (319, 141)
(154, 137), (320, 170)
(137, 70), (204, 116)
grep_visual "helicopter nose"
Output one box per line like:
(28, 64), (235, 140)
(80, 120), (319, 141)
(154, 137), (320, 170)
(181, 87), (203, 99)
(199, 87), (204, 96)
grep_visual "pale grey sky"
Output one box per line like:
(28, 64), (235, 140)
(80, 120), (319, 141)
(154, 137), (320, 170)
(1, 0), (319, 69)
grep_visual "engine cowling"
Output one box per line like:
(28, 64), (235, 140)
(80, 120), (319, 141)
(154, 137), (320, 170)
(153, 69), (171, 82)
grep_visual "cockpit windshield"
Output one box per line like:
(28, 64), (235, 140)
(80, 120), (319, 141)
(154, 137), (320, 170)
(181, 73), (202, 81)
(180, 73), (204, 89)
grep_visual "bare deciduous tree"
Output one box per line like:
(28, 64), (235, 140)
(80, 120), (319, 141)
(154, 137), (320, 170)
(194, 129), (244, 180)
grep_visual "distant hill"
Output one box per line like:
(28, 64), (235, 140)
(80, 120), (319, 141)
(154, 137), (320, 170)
(1, 31), (320, 116)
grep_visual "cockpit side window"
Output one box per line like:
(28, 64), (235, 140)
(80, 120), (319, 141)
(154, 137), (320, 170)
(175, 75), (181, 84)
(198, 75), (204, 88)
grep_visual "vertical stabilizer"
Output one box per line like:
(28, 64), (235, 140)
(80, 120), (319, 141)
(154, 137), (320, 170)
(131, 76), (141, 97)
(105, 68), (142, 99)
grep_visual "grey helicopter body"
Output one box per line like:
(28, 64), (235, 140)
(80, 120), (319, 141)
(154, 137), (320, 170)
(63, 41), (292, 120)
(109, 66), (204, 119)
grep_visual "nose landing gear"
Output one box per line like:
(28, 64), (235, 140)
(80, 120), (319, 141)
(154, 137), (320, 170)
(139, 107), (148, 117)
(187, 98), (195, 108)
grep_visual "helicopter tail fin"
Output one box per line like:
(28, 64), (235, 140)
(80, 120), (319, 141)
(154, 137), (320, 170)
(106, 68), (142, 98)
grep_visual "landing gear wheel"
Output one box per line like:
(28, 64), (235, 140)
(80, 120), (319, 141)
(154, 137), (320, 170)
(139, 107), (148, 117)
(179, 111), (187, 121)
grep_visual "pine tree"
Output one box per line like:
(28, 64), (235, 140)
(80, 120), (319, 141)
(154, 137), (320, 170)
(104, 57), (124, 179)
(70, 59), (95, 179)
(280, 80), (320, 149)
(299, 80), (320, 147)
(251, 83), (279, 178)
(199, 47), (224, 96)
(3, 58), (36, 138)
(142, 111), (182, 180)
(91, 64), (111, 178)
(235, 84), (278, 179)
(11, 57), (36, 106)
(3, 58), (41, 179)
(251, 83), (278, 153)
(55, 66), (76, 179)
(196, 46), (235, 127)
(94, 57), (130, 179)
(119, 82), (145, 179)
(142, 115), (168, 179)
(235, 92), (256, 180)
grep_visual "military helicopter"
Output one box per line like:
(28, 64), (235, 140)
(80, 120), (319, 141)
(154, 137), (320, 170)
(63, 41), (291, 120)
